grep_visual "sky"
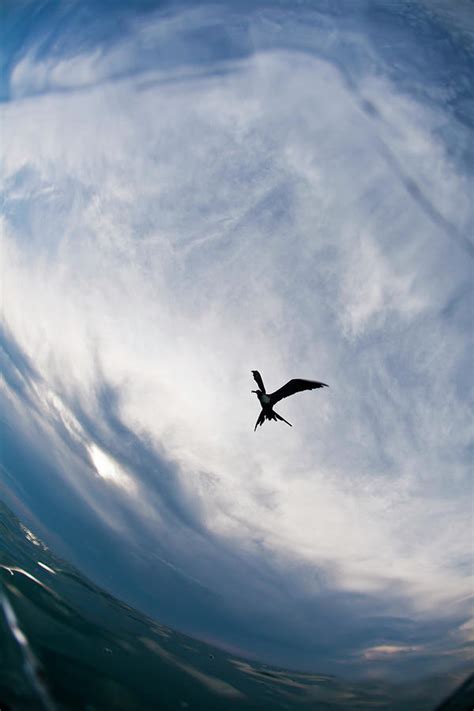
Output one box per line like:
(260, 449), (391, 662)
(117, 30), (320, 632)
(1, 0), (473, 680)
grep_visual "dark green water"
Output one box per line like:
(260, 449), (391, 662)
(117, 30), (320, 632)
(0, 501), (471, 710)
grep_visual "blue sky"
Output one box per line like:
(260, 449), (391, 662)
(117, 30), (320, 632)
(1, 0), (473, 679)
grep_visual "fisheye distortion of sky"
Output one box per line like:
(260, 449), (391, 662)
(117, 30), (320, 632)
(1, 0), (473, 679)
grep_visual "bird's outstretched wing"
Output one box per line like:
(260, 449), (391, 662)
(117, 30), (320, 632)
(269, 379), (327, 405)
(251, 370), (266, 393)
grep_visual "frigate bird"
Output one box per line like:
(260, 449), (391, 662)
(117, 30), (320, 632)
(251, 370), (328, 431)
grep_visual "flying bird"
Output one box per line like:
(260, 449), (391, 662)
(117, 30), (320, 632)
(251, 370), (328, 431)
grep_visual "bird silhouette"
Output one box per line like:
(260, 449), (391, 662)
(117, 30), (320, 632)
(251, 370), (328, 431)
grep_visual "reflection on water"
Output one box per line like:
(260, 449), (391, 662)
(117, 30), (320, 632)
(0, 501), (470, 710)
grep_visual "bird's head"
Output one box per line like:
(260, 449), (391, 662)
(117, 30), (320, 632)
(252, 389), (263, 401)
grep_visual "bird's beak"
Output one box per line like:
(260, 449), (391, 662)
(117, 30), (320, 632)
(251, 390), (257, 394)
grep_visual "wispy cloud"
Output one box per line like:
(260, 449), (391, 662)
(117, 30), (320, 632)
(1, 0), (472, 678)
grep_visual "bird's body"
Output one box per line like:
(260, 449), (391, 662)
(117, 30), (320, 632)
(251, 370), (327, 431)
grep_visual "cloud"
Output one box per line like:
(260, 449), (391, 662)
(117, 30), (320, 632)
(1, 0), (472, 678)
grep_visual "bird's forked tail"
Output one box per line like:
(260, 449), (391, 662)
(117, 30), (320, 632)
(273, 411), (292, 427)
(254, 409), (292, 431)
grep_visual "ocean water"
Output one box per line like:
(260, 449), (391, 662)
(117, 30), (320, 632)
(0, 501), (471, 710)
